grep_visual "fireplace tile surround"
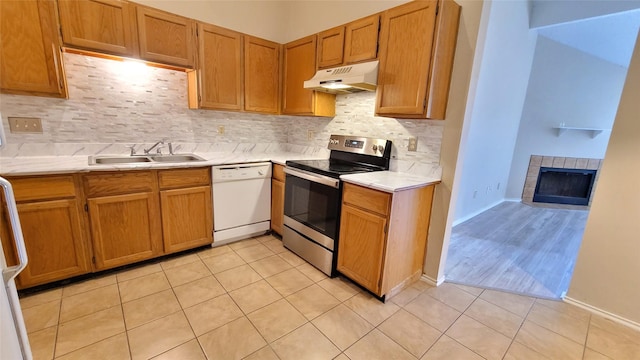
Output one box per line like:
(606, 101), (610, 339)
(523, 155), (602, 209)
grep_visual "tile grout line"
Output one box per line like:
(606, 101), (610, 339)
(501, 296), (546, 360)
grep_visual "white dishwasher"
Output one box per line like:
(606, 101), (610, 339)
(212, 162), (272, 246)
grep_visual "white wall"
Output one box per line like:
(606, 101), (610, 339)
(136, 0), (410, 43)
(567, 30), (640, 325)
(282, 0), (410, 42)
(530, 0), (640, 29)
(422, 0), (485, 283)
(135, 1), (289, 42)
(505, 36), (627, 199)
(453, 0), (537, 224)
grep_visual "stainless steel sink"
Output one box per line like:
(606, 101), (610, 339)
(88, 154), (206, 165)
(148, 154), (206, 162)
(89, 156), (152, 165)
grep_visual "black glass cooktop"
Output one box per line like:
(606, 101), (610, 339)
(286, 159), (384, 179)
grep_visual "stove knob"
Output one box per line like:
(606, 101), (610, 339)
(372, 144), (378, 151)
(378, 146), (385, 153)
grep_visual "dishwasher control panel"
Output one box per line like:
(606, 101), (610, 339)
(211, 162), (272, 183)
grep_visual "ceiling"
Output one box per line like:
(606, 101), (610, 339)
(536, 9), (640, 68)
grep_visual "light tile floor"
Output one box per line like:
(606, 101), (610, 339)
(20, 235), (640, 360)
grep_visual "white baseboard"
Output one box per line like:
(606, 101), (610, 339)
(563, 296), (640, 333)
(452, 200), (504, 227)
(504, 198), (521, 203)
(421, 274), (445, 286)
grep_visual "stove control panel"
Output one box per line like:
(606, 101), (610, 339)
(327, 134), (391, 158)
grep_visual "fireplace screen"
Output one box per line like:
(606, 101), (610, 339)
(533, 167), (597, 206)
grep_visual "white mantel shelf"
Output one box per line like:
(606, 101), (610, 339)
(554, 126), (610, 139)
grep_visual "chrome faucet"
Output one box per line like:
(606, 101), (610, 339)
(168, 143), (181, 155)
(144, 139), (167, 154)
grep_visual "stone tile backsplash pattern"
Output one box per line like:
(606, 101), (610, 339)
(0, 52), (443, 175)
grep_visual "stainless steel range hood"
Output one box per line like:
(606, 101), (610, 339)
(303, 60), (378, 94)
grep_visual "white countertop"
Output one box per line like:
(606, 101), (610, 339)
(0, 153), (442, 192)
(341, 171), (440, 193)
(0, 152), (318, 176)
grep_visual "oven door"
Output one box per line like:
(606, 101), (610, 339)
(283, 167), (341, 249)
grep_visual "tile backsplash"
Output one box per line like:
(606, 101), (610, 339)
(0, 52), (443, 176)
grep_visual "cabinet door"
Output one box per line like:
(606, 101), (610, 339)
(244, 36), (281, 114)
(160, 186), (212, 253)
(317, 26), (345, 69)
(136, 6), (196, 68)
(344, 14), (380, 64)
(15, 200), (90, 288)
(375, 1), (438, 116)
(0, 0), (67, 97)
(270, 179), (284, 235)
(337, 204), (387, 294)
(57, 0), (138, 57)
(88, 192), (162, 270)
(198, 23), (243, 110)
(282, 35), (335, 116)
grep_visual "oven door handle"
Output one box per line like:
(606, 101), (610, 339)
(284, 167), (340, 188)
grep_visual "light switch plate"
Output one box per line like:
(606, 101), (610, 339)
(8, 117), (43, 133)
(217, 125), (225, 134)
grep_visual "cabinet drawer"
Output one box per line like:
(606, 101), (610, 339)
(158, 167), (210, 189)
(343, 182), (391, 216)
(10, 175), (77, 202)
(83, 171), (156, 197)
(272, 164), (285, 182)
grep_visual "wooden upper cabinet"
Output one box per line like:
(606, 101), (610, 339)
(197, 23), (243, 111)
(344, 14), (380, 64)
(58, 0), (138, 57)
(244, 36), (281, 114)
(317, 26), (345, 69)
(0, 0), (67, 98)
(136, 6), (196, 68)
(282, 35), (335, 116)
(376, 0), (460, 119)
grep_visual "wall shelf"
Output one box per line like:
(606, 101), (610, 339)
(554, 126), (610, 139)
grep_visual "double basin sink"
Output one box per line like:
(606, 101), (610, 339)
(88, 154), (206, 165)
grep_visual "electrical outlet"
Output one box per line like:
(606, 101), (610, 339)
(408, 137), (418, 151)
(217, 125), (225, 134)
(473, 190), (477, 199)
(8, 117), (43, 133)
(307, 130), (315, 141)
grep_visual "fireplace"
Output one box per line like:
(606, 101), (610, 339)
(533, 167), (597, 206)
(522, 155), (602, 208)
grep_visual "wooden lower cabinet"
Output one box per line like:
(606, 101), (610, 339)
(87, 192), (163, 270)
(0, 168), (215, 288)
(337, 204), (387, 292)
(270, 164), (285, 235)
(0, 175), (91, 289)
(17, 199), (90, 288)
(160, 186), (212, 253)
(338, 182), (435, 298)
(158, 167), (213, 253)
